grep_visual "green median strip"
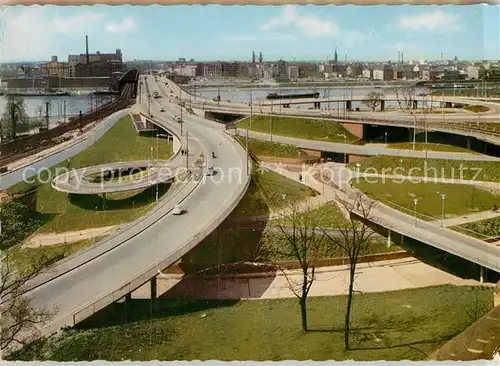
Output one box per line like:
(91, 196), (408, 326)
(237, 115), (357, 143)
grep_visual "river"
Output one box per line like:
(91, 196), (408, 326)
(0, 94), (116, 120)
(185, 85), (432, 109)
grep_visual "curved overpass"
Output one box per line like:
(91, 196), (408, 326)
(51, 160), (185, 195)
(16, 75), (250, 339)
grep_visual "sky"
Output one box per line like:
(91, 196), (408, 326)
(2, 4), (499, 62)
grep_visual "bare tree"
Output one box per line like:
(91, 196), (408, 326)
(392, 85), (416, 111)
(322, 190), (376, 350)
(1, 251), (55, 357)
(260, 193), (328, 332)
(362, 91), (384, 112)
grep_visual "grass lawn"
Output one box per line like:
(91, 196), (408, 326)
(464, 105), (490, 113)
(231, 166), (318, 218)
(237, 137), (314, 159)
(453, 216), (500, 239)
(8, 236), (107, 274)
(272, 201), (347, 228)
(352, 178), (500, 220)
(348, 155), (500, 182)
(12, 285), (493, 361)
(6, 115), (174, 234)
(386, 142), (479, 154)
(237, 115), (358, 143)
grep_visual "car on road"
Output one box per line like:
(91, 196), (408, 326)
(205, 167), (214, 176)
(160, 106), (165, 112)
(172, 204), (184, 215)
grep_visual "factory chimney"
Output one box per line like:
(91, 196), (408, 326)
(86, 35), (89, 65)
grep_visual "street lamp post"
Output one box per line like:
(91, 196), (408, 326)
(413, 115), (417, 151)
(246, 128), (249, 176)
(413, 198), (419, 227)
(337, 133), (347, 164)
(270, 100), (273, 142)
(185, 130), (189, 171)
(156, 131), (159, 203)
(440, 193), (446, 226)
(250, 88), (253, 131)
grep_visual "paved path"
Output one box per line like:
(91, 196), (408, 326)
(439, 211), (500, 228)
(25, 226), (117, 248)
(130, 257), (490, 300)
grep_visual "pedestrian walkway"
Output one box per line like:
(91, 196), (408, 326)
(25, 225), (118, 248)
(439, 210), (500, 228)
(131, 256), (490, 300)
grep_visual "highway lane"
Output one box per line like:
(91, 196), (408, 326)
(0, 109), (131, 190)
(155, 76), (500, 120)
(25, 77), (249, 335)
(235, 128), (500, 162)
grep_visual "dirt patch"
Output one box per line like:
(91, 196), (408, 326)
(0, 190), (12, 203)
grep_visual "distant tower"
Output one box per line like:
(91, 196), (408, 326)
(85, 34), (90, 76)
(441, 52), (444, 61)
(398, 50), (400, 63)
(252, 51), (256, 64)
(344, 53), (347, 63)
(334, 46), (338, 63)
(259, 52), (263, 63)
(401, 52), (404, 64)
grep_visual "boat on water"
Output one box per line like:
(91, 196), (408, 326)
(5, 90), (70, 97)
(266, 92), (320, 100)
(429, 84), (474, 90)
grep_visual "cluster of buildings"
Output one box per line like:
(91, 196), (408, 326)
(133, 48), (500, 83)
(9, 36), (125, 80)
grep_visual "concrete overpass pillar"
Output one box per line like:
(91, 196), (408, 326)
(480, 265), (484, 283)
(380, 100), (385, 111)
(387, 229), (391, 248)
(346, 101), (352, 110)
(151, 276), (157, 300)
(412, 100), (418, 110)
(466, 136), (471, 150)
(125, 293), (132, 301)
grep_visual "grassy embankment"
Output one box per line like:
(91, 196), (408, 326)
(352, 178), (500, 221)
(236, 136), (316, 160)
(463, 105), (491, 113)
(237, 116), (358, 143)
(348, 155), (500, 182)
(10, 285), (493, 361)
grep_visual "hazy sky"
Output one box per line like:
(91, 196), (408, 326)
(3, 4), (499, 62)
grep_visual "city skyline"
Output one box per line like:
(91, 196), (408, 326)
(2, 4), (499, 63)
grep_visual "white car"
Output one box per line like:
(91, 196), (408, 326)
(160, 106), (165, 112)
(172, 204), (183, 215)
